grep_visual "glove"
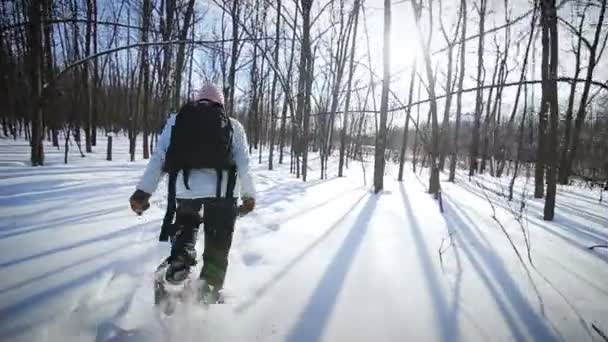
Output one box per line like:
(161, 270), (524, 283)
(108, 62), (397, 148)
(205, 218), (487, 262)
(129, 189), (151, 215)
(238, 197), (255, 216)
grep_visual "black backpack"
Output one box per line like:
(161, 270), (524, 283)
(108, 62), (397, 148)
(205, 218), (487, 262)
(159, 101), (238, 242)
(163, 101), (234, 186)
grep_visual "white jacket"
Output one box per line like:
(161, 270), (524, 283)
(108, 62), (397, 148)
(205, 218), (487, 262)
(136, 114), (256, 199)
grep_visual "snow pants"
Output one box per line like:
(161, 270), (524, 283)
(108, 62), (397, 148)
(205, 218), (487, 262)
(171, 198), (238, 289)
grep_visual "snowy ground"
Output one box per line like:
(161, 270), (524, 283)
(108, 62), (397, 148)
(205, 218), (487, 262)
(0, 135), (607, 342)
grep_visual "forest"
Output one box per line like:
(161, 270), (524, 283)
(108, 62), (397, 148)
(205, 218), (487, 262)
(1, 0), (607, 222)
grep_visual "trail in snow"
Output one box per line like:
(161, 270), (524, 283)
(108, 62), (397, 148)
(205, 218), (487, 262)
(0, 136), (607, 342)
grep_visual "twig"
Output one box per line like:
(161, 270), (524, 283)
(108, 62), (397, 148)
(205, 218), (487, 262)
(593, 323), (608, 342)
(438, 232), (456, 270)
(588, 244), (608, 250)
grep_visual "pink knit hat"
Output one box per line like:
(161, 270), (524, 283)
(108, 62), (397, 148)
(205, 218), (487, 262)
(193, 84), (224, 106)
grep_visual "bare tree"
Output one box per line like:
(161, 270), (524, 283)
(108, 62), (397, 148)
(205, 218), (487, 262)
(374, 0), (391, 193)
(338, 0), (361, 177)
(449, 0), (467, 183)
(398, 60), (417, 182)
(469, 0), (487, 177)
(438, 0), (463, 172)
(411, 0), (441, 195)
(298, 0), (314, 181)
(27, 0), (45, 166)
(268, 0), (282, 171)
(542, 0), (560, 221)
(560, 0), (607, 184)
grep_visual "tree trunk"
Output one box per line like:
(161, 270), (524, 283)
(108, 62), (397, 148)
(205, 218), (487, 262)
(412, 0), (440, 194)
(279, 13), (298, 165)
(535, 0), (550, 199)
(268, 0), (281, 171)
(91, 0), (98, 146)
(140, 0), (151, 160)
(227, 0), (240, 117)
(543, 0), (559, 221)
(339, 0), (361, 177)
(562, 0), (607, 184)
(83, 0), (93, 153)
(374, 0), (391, 193)
(27, 0), (44, 166)
(497, 3), (538, 177)
(106, 135), (112, 161)
(509, 82), (528, 201)
(469, 0), (487, 177)
(398, 59), (416, 182)
(297, 0), (313, 181)
(449, 0), (467, 183)
(172, 0), (196, 109)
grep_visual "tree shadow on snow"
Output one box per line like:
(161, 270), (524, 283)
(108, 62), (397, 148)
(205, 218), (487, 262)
(0, 220), (161, 268)
(457, 181), (608, 263)
(441, 192), (558, 342)
(399, 183), (462, 342)
(286, 195), (377, 342)
(233, 192), (369, 315)
(0, 244), (160, 340)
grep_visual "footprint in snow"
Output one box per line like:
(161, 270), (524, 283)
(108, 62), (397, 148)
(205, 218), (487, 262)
(242, 251), (264, 266)
(266, 223), (280, 231)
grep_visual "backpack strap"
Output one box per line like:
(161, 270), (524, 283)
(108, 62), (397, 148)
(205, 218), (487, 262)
(182, 168), (191, 190)
(215, 168), (223, 198)
(160, 171), (178, 242)
(226, 165), (237, 199)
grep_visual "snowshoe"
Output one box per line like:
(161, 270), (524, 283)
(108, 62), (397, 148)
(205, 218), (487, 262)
(154, 258), (193, 315)
(197, 280), (223, 305)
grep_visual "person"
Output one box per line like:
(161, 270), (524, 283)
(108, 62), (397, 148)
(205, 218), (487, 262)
(129, 84), (255, 303)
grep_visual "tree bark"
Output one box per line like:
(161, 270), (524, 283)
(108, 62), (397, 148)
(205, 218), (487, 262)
(227, 0), (240, 117)
(469, 0), (487, 177)
(543, 0), (559, 221)
(172, 0), (196, 109)
(140, 0), (151, 160)
(449, 0), (467, 183)
(339, 0), (361, 177)
(398, 59), (416, 182)
(297, 0), (313, 181)
(268, 0), (281, 171)
(374, 0), (391, 193)
(562, 0), (607, 184)
(558, 5), (586, 184)
(535, 0), (550, 199)
(279, 13), (298, 165)
(27, 0), (44, 166)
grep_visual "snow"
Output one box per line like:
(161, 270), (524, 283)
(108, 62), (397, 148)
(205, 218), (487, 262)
(0, 135), (607, 342)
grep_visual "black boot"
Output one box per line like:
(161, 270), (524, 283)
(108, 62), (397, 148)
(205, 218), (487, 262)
(198, 280), (222, 304)
(165, 253), (195, 285)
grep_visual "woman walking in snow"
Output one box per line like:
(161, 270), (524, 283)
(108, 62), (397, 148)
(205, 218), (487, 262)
(129, 84), (255, 304)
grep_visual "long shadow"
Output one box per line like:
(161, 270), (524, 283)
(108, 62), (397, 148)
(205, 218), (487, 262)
(399, 184), (459, 342)
(0, 245), (160, 339)
(458, 180), (608, 263)
(286, 195), (377, 342)
(442, 193), (558, 341)
(234, 192), (369, 314)
(0, 220), (161, 268)
(0, 235), (158, 296)
(0, 164), (143, 181)
(557, 202), (607, 226)
(0, 204), (129, 239)
(558, 187), (604, 206)
(240, 186), (363, 242)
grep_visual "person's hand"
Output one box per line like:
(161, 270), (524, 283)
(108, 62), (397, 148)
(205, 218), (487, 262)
(129, 190), (151, 215)
(239, 197), (255, 216)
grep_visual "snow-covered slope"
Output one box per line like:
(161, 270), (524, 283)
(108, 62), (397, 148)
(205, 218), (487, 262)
(0, 136), (607, 342)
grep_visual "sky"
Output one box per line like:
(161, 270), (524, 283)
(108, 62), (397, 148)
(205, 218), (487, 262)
(359, 0), (608, 119)
(88, 0), (608, 124)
